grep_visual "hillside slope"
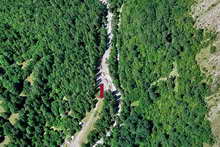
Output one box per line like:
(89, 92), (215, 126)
(104, 0), (215, 146)
(0, 0), (107, 146)
(193, 0), (220, 146)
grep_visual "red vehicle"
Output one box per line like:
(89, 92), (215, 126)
(99, 84), (104, 98)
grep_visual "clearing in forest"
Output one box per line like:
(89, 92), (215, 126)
(0, 136), (10, 147)
(0, 102), (19, 146)
(151, 62), (179, 91)
(8, 113), (19, 125)
(26, 73), (34, 85)
(17, 59), (32, 69)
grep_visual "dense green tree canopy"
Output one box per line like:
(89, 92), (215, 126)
(0, 0), (107, 146)
(0, 0), (216, 146)
(107, 0), (215, 146)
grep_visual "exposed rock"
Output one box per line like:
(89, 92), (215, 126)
(193, 0), (220, 146)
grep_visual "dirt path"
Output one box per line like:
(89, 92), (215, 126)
(64, 0), (123, 146)
(66, 99), (103, 147)
(93, 1), (124, 146)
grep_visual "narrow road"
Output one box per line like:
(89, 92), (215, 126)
(93, 1), (123, 146)
(63, 0), (123, 146)
(68, 99), (103, 147)
(98, 0), (119, 93)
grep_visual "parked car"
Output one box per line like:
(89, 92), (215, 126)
(115, 95), (121, 100)
(112, 90), (119, 96)
(96, 72), (102, 78)
(96, 78), (102, 84)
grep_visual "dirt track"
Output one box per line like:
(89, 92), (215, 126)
(68, 99), (103, 147)
(64, 0), (122, 147)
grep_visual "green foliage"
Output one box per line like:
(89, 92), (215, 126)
(210, 46), (217, 53)
(109, 0), (125, 12)
(108, 0), (124, 90)
(83, 93), (118, 146)
(0, 0), (107, 146)
(107, 0), (215, 146)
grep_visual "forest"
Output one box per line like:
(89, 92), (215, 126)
(0, 0), (217, 146)
(82, 92), (118, 147)
(0, 0), (107, 146)
(106, 0), (216, 146)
